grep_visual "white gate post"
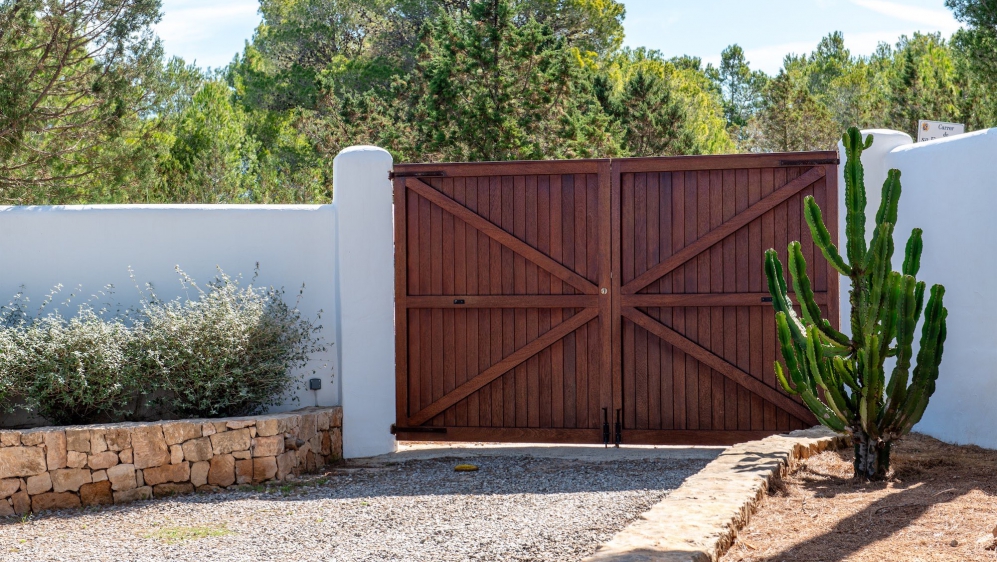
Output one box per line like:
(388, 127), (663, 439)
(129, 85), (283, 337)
(333, 146), (397, 458)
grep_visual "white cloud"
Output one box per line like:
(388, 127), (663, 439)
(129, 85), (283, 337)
(850, 0), (960, 33)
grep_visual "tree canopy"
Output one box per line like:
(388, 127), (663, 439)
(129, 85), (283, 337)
(1, 0), (995, 203)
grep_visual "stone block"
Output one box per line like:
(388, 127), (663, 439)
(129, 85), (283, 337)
(210, 428), (251, 455)
(0, 477), (21, 499)
(330, 428), (343, 460)
(65, 429), (91, 453)
(118, 448), (133, 464)
(321, 432), (332, 456)
(252, 435), (284, 458)
(143, 462), (190, 486)
(181, 437), (213, 463)
(212, 421), (229, 433)
(92, 470), (107, 483)
(1, 431), (21, 447)
(51, 468), (91, 493)
(10, 491), (30, 515)
(20, 430), (44, 447)
(233, 450), (251, 460)
(170, 444), (184, 465)
(32, 492), (81, 512)
(190, 461), (210, 488)
(0, 446), (47, 479)
(132, 426), (170, 469)
(80, 481), (113, 506)
(207, 454), (235, 487)
(88, 451), (119, 470)
(235, 459), (253, 484)
(226, 419), (255, 430)
(113, 486), (152, 504)
(135, 469), (144, 487)
(330, 407), (343, 428)
(107, 464), (136, 492)
(44, 431), (67, 470)
(161, 421), (201, 445)
(67, 451), (88, 468)
(0, 499), (13, 517)
(104, 428), (131, 451)
(253, 457), (278, 483)
(299, 414), (317, 442)
(201, 423), (216, 437)
(25, 473), (52, 495)
(90, 431), (108, 454)
(276, 452), (296, 481)
(153, 482), (194, 498)
(255, 417), (281, 437)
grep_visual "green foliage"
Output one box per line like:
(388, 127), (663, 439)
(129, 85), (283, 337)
(764, 128), (948, 480)
(5, 0), (997, 203)
(0, 299), (139, 426)
(0, 269), (325, 426)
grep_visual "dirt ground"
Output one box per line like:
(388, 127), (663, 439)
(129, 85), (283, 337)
(720, 433), (997, 562)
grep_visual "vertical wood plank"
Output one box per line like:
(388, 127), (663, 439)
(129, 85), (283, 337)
(526, 175), (541, 428)
(562, 174), (577, 428)
(538, 175), (552, 427)
(646, 171), (661, 430)
(622, 172), (636, 429)
(660, 172), (675, 430)
(550, 175), (565, 427)
(672, 171), (687, 429)
(685, 171), (699, 430)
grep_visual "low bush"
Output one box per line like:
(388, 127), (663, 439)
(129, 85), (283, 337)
(0, 268), (326, 426)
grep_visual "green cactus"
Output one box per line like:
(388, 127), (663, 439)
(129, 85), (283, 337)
(764, 127), (947, 480)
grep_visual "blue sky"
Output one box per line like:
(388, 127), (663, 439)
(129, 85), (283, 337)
(155, 0), (962, 74)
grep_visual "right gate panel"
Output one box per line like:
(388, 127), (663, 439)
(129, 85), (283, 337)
(615, 154), (839, 445)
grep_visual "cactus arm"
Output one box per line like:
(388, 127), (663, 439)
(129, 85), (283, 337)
(804, 326), (851, 425)
(842, 128), (870, 267)
(773, 361), (799, 395)
(898, 286), (947, 430)
(881, 275), (917, 427)
(903, 228), (923, 277)
(787, 242), (851, 348)
(863, 223), (895, 338)
(804, 196), (852, 275)
(765, 250), (807, 346)
(875, 170), (902, 226)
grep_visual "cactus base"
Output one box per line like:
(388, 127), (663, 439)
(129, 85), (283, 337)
(853, 431), (892, 480)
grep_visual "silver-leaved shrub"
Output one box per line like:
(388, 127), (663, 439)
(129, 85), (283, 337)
(0, 268), (325, 426)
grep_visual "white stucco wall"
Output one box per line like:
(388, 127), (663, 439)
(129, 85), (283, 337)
(0, 204), (340, 411)
(839, 127), (997, 448)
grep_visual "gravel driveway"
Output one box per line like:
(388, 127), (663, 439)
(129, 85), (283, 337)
(0, 453), (711, 561)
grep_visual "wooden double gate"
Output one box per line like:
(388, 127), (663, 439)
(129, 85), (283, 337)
(392, 152), (839, 445)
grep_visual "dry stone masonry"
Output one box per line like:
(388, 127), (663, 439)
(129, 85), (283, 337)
(0, 406), (342, 515)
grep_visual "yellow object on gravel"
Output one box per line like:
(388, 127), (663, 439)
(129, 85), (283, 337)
(454, 464), (479, 472)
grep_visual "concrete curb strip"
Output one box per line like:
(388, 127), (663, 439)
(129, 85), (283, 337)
(584, 427), (848, 562)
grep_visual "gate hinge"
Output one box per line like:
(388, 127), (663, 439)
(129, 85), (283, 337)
(390, 424), (448, 435)
(388, 171), (447, 180)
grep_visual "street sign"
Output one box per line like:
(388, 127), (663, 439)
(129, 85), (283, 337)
(917, 120), (965, 142)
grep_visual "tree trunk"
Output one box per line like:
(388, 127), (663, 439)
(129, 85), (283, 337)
(853, 431), (891, 480)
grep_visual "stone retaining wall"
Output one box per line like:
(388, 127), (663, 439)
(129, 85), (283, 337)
(0, 406), (342, 515)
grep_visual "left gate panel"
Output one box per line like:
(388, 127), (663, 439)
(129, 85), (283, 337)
(394, 165), (611, 442)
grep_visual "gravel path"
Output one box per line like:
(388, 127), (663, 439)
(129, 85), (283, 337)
(0, 455), (709, 561)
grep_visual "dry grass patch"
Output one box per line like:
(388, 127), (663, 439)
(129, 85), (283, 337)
(142, 525), (233, 544)
(721, 433), (997, 562)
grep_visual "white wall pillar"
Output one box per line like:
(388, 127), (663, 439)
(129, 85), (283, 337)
(836, 129), (913, 334)
(333, 146), (397, 458)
